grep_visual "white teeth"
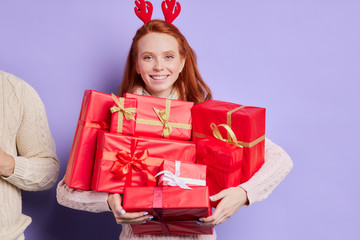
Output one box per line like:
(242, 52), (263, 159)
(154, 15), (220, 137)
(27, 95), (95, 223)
(152, 75), (167, 80)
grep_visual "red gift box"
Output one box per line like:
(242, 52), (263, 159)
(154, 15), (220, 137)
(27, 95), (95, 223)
(197, 136), (257, 201)
(64, 90), (115, 190)
(124, 93), (194, 140)
(109, 93), (137, 135)
(91, 131), (196, 193)
(192, 100), (265, 206)
(123, 186), (213, 235)
(156, 160), (207, 188)
(192, 99), (265, 146)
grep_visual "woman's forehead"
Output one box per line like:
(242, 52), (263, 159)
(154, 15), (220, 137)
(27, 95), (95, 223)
(138, 32), (179, 54)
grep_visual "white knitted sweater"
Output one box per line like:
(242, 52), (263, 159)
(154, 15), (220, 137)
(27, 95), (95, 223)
(56, 87), (293, 240)
(0, 71), (59, 240)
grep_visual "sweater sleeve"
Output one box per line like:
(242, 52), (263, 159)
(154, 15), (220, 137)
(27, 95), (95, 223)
(2, 81), (60, 191)
(56, 179), (110, 213)
(239, 138), (293, 205)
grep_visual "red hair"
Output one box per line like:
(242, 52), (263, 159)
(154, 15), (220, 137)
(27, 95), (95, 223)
(119, 20), (212, 104)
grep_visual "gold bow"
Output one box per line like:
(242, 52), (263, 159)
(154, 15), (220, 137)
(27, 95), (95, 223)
(110, 93), (135, 121)
(153, 107), (172, 138)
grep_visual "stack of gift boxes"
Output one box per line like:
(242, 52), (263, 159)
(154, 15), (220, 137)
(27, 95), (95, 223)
(64, 90), (266, 235)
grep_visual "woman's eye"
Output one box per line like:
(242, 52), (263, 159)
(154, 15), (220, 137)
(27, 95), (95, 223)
(143, 56), (153, 61)
(165, 55), (174, 60)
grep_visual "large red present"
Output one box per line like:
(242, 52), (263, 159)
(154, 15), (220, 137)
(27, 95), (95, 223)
(91, 131), (196, 193)
(192, 100), (265, 205)
(156, 160), (207, 188)
(64, 90), (114, 190)
(109, 93), (137, 134)
(124, 93), (193, 140)
(123, 186), (213, 235)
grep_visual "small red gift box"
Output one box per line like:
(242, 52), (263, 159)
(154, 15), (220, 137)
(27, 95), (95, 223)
(124, 93), (194, 140)
(109, 93), (137, 135)
(123, 186), (213, 235)
(156, 160), (207, 188)
(197, 136), (261, 204)
(91, 131), (196, 193)
(64, 90), (114, 190)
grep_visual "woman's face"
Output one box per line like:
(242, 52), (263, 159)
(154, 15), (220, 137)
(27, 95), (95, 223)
(136, 32), (185, 98)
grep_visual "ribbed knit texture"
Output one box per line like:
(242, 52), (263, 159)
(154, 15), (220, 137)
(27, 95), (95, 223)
(0, 70), (59, 240)
(56, 86), (293, 239)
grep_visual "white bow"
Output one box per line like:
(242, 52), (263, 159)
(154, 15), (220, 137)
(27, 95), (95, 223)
(155, 161), (206, 190)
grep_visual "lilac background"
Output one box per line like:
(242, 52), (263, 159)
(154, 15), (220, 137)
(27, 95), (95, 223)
(1, 0), (359, 239)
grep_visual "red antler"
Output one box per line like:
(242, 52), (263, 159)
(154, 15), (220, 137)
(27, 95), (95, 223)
(134, 0), (153, 24)
(161, 0), (181, 24)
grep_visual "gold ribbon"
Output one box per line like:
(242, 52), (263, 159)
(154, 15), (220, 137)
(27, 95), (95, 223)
(210, 123), (243, 148)
(110, 93), (136, 133)
(136, 99), (192, 138)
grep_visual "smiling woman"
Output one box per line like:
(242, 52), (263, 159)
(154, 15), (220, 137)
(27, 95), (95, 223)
(56, 18), (293, 240)
(120, 19), (212, 105)
(135, 32), (185, 98)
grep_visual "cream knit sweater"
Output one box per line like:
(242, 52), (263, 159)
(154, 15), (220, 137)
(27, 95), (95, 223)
(0, 71), (59, 240)
(57, 87), (293, 240)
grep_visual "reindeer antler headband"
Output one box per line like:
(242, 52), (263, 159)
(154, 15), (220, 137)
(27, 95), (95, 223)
(134, 0), (181, 24)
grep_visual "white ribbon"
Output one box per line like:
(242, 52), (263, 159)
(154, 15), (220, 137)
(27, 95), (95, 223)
(155, 161), (206, 190)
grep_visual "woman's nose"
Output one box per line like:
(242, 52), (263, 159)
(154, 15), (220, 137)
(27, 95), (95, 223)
(153, 60), (164, 71)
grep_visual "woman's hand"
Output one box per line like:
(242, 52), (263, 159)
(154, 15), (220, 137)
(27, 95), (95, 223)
(107, 193), (153, 224)
(0, 148), (15, 177)
(200, 186), (248, 226)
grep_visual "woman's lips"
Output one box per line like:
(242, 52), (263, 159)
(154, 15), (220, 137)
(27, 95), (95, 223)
(151, 75), (169, 80)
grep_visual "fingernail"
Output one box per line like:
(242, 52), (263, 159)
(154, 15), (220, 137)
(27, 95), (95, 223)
(198, 218), (203, 222)
(143, 212), (149, 216)
(147, 216), (154, 221)
(196, 222), (203, 225)
(120, 209), (126, 215)
(209, 196), (214, 201)
(142, 221), (146, 224)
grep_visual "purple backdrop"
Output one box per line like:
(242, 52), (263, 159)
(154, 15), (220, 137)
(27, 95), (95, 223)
(1, 1), (359, 239)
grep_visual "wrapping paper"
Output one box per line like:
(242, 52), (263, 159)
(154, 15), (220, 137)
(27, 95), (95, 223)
(123, 186), (213, 235)
(64, 90), (114, 190)
(109, 93), (137, 135)
(91, 131), (196, 193)
(156, 160), (207, 188)
(124, 93), (193, 140)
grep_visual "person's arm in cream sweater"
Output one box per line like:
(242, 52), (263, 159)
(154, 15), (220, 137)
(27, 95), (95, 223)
(1, 79), (59, 191)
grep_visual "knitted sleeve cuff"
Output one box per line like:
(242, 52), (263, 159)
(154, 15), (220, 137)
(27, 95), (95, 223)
(56, 179), (111, 213)
(1, 156), (29, 187)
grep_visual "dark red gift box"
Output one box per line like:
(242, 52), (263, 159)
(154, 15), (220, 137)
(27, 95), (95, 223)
(124, 93), (194, 140)
(131, 220), (212, 235)
(91, 131), (196, 193)
(123, 186), (213, 235)
(64, 90), (114, 190)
